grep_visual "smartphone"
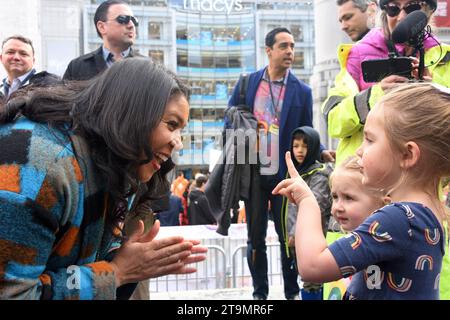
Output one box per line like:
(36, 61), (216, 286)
(361, 57), (412, 83)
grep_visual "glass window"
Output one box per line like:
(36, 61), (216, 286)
(148, 22), (162, 40)
(187, 51), (201, 67)
(293, 51), (304, 69)
(291, 24), (303, 42)
(203, 109), (215, 120)
(176, 26), (188, 40)
(188, 25), (200, 41)
(228, 56), (242, 68)
(190, 108), (202, 120)
(177, 51), (188, 66)
(215, 56), (228, 68)
(215, 109), (225, 121)
(243, 54), (256, 69)
(200, 56), (214, 68)
(240, 24), (255, 41)
(148, 50), (164, 64)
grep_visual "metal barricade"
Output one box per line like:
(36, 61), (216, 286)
(231, 243), (282, 288)
(150, 244), (227, 292)
(149, 223), (282, 293)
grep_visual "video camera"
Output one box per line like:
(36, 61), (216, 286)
(361, 11), (428, 83)
(362, 57), (412, 83)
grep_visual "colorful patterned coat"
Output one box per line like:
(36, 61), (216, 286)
(0, 117), (121, 299)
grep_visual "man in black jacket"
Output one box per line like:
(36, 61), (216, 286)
(63, 0), (140, 81)
(188, 175), (216, 225)
(0, 35), (60, 100)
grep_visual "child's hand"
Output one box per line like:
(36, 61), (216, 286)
(272, 151), (314, 206)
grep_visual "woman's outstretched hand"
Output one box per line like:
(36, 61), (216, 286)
(272, 151), (315, 206)
(111, 220), (207, 287)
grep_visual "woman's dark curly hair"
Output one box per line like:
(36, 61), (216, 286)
(0, 58), (189, 227)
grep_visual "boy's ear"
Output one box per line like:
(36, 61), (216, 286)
(399, 141), (420, 170)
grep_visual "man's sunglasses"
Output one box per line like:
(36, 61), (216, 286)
(114, 15), (139, 27)
(384, 2), (424, 17)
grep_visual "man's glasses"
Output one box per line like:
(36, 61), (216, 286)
(384, 2), (424, 17)
(113, 15), (139, 27)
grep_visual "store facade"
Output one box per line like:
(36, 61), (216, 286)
(85, 0), (314, 173)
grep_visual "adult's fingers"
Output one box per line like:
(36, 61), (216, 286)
(150, 236), (188, 252)
(182, 254), (207, 265)
(158, 250), (192, 266)
(190, 245), (208, 254)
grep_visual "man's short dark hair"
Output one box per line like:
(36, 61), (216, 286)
(1, 35), (34, 55)
(265, 27), (292, 48)
(94, 0), (128, 38)
(195, 175), (207, 188)
(336, 0), (376, 12)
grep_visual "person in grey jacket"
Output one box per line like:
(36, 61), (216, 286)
(285, 126), (332, 300)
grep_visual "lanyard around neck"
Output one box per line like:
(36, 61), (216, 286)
(267, 71), (285, 118)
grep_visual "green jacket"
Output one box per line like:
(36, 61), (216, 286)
(322, 43), (450, 165)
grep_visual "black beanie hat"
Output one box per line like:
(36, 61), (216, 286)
(379, 0), (437, 11)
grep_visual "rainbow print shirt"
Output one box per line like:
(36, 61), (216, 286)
(329, 202), (445, 299)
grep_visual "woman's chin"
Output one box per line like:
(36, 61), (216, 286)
(138, 160), (161, 183)
(139, 173), (154, 183)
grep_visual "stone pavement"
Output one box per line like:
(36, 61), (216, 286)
(150, 285), (287, 300)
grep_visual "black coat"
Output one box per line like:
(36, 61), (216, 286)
(205, 106), (260, 235)
(188, 189), (216, 225)
(62, 46), (141, 81)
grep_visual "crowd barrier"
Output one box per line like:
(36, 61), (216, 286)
(149, 222), (283, 293)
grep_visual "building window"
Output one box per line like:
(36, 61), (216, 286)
(148, 22), (162, 40)
(177, 26), (188, 40)
(293, 51), (304, 69)
(177, 52), (188, 66)
(190, 108), (202, 120)
(291, 25), (303, 42)
(149, 50), (164, 64)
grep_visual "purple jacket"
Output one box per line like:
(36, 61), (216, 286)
(347, 28), (439, 91)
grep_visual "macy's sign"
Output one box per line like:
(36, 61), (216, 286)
(183, 0), (243, 14)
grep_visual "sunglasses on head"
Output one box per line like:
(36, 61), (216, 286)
(384, 2), (424, 17)
(115, 15), (139, 27)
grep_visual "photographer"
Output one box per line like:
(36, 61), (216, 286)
(322, 0), (450, 165)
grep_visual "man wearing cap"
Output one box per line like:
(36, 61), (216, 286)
(0, 35), (60, 100)
(63, 0), (141, 81)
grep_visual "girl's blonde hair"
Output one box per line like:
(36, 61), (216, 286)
(377, 83), (450, 220)
(330, 156), (386, 206)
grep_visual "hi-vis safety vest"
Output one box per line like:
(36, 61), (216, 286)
(322, 43), (450, 165)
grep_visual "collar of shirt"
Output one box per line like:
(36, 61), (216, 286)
(262, 68), (289, 85)
(102, 46), (131, 67)
(2, 68), (35, 96)
(3, 69), (35, 86)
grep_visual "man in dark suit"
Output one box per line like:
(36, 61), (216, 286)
(63, 0), (140, 81)
(0, 35), (60, 100)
